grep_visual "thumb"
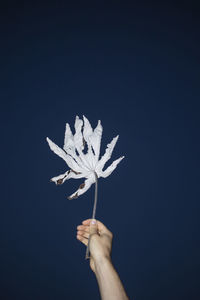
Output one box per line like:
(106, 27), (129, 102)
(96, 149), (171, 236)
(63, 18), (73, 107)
(90, 219), (98, 235)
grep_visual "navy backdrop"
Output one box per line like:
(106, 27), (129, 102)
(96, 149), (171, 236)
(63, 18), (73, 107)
(1, 1), (200, 300)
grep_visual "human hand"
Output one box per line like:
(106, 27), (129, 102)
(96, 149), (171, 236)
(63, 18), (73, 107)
(76, 219), (113, 273)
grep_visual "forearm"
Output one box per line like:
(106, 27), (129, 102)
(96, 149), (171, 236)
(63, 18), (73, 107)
(94, 257), (129, 300)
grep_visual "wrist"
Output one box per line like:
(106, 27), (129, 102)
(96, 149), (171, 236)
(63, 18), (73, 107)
(93, 255), (112, 273)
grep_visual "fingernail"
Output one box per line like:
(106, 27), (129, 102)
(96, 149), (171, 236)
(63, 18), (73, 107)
(91, 219), (96, 224)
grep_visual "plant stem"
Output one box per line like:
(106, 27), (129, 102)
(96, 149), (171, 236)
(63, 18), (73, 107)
(85, 171), (98, 259)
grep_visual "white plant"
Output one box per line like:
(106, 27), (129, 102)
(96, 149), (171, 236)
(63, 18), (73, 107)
(46, 115), (124, 258)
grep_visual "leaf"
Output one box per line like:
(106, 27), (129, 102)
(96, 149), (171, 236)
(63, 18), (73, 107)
(96, 135), (119, 173)
(68, 176), (95, 200)
(46, 137), (83, 173)
(100, 156), (125, 178)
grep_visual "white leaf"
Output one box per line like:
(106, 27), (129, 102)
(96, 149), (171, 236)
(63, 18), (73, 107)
(74, 116), (84, 150)
(96, 135), (119, 173)
(46, 137), (83, 173)
(100, 156), (125, 178)
(63, 123), (73, 151)
(68, 177), (95, 200)
(50, 169), (86, 185)
(46, 116), (124, 199)
(83, 115), (93, 142)
(89, 120), (103, 161)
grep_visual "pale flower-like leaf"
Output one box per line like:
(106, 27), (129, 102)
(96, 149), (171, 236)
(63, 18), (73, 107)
(46, 115), (124, 200)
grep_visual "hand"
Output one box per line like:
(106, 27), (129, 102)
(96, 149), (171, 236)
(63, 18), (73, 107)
(77, 219), (113, 273)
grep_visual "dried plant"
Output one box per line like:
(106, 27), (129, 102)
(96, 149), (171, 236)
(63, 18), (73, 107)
(46, 115), (124, 258)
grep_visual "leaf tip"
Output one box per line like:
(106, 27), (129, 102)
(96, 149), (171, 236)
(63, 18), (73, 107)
(114, 135), (119, 142)
(68, 193), (79, 200)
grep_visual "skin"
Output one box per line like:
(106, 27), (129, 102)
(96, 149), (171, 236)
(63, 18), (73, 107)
(77, 219), (129, 300)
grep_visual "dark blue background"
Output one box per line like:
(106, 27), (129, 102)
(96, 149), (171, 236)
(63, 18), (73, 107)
(1, 1), (200, 299)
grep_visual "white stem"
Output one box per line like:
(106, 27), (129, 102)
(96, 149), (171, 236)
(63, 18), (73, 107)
(85, 171), (98, 259)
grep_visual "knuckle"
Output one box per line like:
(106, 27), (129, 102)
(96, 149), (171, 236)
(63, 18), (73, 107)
(107, 230), (113, 238)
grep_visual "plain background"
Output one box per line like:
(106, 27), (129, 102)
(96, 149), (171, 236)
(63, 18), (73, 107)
(1, 1), (200, 299)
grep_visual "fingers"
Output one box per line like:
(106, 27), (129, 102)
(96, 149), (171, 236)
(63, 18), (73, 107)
(77, 225), (90, 233)
(76, 224), (90, 246)
(82, 219), (112, 237)
(76, 219), (113, 247)
(77, 230), (90, 239)
(76, 221), (98, 248)
(77, 234), (88, 246)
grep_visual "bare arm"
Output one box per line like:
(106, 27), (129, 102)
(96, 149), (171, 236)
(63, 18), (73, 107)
(94, 256), (129, 300)
(77, 219), (129, 300)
